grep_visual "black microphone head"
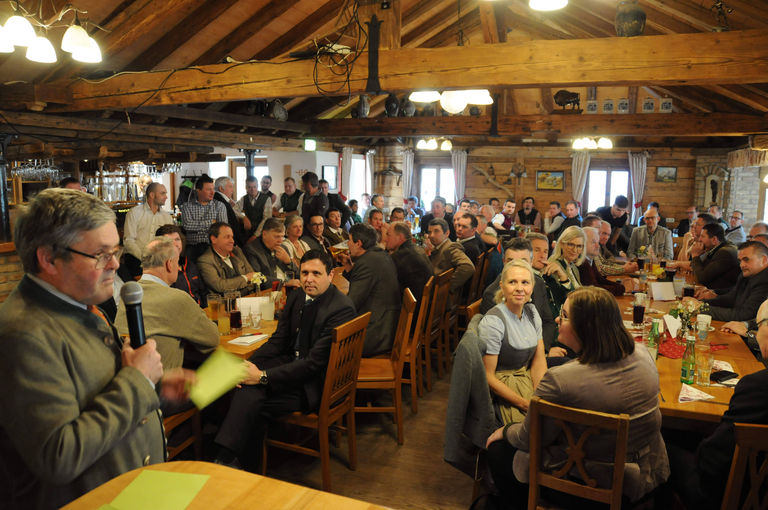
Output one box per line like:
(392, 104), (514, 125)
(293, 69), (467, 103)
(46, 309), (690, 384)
(120, 281), (143, 306)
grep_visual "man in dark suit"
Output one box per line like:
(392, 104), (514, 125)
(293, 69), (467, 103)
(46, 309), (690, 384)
(300, 172), (329, 227)
(301, 215), (331, 254)
(319, 179), (352, 229)
(243, 218), (299, 290)
(214, 176), (250, 248)
(386, 221), (433, 304)
(480, 238), (557, 352)
(420, 196), (456, 241)
(322, 208), (349, 246)
(214, 250), (356, 470)
(339, 223), (402, 357)
(690, 223), (740, 291)
(666, 300), (768, 509)
(454, 212), (484, 265)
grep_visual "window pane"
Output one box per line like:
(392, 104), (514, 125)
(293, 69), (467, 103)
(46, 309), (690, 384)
(610, 171), (630, 207)
(587, 170), (607, 213)
(421, 167), (437, 207)
(440, 167), (456, 205)
(348, 158), (366, 205)
(235, 164), (268, 199)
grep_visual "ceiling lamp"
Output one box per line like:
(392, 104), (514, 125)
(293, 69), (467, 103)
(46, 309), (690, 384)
(440, 139), (453, 151)
(0, 25), (14, 53)
(416, 139), (429, 150)
(572, 136), (613, 150)
(463, 89), (493, 105)
(3, 14), (35, 46)
(529, 0), (568, 11)
(440, 91), (468, 114)
(61, 17), (91, 54)
(26, 32), (57, 63)
(597, 137), (613, 149)
(425, 138), (439, 150)
(409, 90), (440, 103)
(72, 36), (101, 63)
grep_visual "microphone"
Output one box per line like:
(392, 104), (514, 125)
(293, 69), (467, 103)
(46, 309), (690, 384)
(120, 281), (147, 349)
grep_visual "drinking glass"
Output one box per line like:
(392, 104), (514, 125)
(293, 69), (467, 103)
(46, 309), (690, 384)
(673, 275), (685, 297)
(682, 284), (695, 297)
(632, 293), (648, 326)
(695, 345), (714, 387)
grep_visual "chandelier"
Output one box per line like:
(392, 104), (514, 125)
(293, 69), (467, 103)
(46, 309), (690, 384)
(0, 1), (103, 63)
(408, 89), (493, 115)
(572, 137), (613, 150)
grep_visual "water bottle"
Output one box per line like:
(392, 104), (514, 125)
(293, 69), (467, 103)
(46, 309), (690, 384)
(646, 319), (660, 361)
(680, 334), (696, 384)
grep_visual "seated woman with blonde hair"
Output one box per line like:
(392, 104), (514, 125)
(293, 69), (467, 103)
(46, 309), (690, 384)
(486, 286), (669, 506)
(479, 259), (547, 424)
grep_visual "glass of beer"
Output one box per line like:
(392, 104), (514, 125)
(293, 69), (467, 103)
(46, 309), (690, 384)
(683, 284), (695, 297)
(632, 293), (648, 327)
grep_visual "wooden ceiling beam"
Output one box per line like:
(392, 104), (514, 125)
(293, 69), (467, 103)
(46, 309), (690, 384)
(402, 0), (478, 47)
(126, 105), (311, 132)
(126, 0), (241, 70)
(402, 0), (451, 28)
(192, 0), (298, 66)
(311, 113), (768, 138)
(420, 8), (481, 48)
(705, 85), (768, 113)
(478, 2), (506, 44)
(24, 29), (768, 112)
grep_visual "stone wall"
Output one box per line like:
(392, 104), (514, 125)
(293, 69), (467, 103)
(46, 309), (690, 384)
(372, 144), (406, 214)
(0, 244), (22, 303)
(728, 165), (761, 226)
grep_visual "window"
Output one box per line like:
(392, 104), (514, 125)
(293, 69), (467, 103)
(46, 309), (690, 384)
(584, 169), (629, 213)
(420, 166), (455, 207)
(347, 157), (367, 205)
(234, 161), (269, 199)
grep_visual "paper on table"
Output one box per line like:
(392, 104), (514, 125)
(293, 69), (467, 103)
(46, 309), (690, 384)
(237, 296), (267, 317)
(110, 470), (209, 510)
(664, 314), (682, 339)
(678, 384), (715, 403)
(228, 333), (269, 346)
(713, 360), (734, 372)
(649, 282), (676, 301)
(188, 349), (246, 410)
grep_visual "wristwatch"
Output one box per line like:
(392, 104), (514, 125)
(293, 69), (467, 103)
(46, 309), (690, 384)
(259, 370), (268, 385)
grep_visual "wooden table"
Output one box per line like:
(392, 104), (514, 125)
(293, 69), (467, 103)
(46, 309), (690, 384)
(219, 321), (278, 359)
(616, 295), (764, 423)
(62, 461), (391, 510)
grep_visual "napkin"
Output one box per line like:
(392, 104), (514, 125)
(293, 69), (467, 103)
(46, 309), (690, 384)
(228, 333), (269, 346)
(649, 282), (676, 301)
(664, 314), (682, 339)
(678, 384), (715, 403)
(237, 296), (268, 317)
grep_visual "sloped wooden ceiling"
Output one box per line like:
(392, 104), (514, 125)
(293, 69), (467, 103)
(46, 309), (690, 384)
(1, 0), (768, 161)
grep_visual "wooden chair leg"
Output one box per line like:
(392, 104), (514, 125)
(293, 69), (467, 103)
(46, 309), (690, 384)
(435, 331), (445, 379)
(409, 358), (418, 414)
(319, 422), (332, 492)
(347, 410), (357, 470)
(423, 342), (433, 392)
(394, 387), (404, 445)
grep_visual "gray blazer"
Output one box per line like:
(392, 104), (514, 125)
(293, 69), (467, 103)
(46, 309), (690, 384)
(627, 225), (674, 260)
(197, 246), (256, 294)
(505, 345), (670, 502)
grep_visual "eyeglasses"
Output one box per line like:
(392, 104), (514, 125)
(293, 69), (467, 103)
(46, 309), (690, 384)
(310, 223), (324, 228)
(730, 215), (743, 220)
(563, 242), (584, 250)
(559, 307), (569, 322)
(65, 246), (121, 269)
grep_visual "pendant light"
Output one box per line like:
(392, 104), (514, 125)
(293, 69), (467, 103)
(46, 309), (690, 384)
(61, 16), (91, 54)
(4, 14), (35, 46)
(26, 31), (57, 63)
(72, 35), (101, 63)
(529, 0), (568, 11)
(0, 25), (14, 53)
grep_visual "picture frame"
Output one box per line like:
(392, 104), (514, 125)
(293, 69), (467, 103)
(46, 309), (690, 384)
(656, 166), (677, 183)
(321, 165), (338, 191)
(536, 171), (565, 191)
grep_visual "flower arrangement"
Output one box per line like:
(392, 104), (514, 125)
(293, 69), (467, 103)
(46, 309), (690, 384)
(669, 300), (711, 333)
(250, 272), (267, 285)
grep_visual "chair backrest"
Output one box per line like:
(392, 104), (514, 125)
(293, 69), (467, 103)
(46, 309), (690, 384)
(721, 422), (768, 510)
(410, 276), (434, 352)
(465, 299), (482, 322)
(465, 251), (486, 303)
(390, 288), (418, 370)
(429, 268), (454, 331)
(527, 396), (630, 510)
(318, 312), (371, 418)
(479, 247), (493, 290)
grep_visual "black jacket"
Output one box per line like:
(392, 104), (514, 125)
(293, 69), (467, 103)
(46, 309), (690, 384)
(213, 193), (249, 247)
(390, 240), (433, 304)
(343, 246), (402, 356)
(421, 212), (456, 241)
(691, 242), (740, 292)
(243, 237), (297, 290)
(705, 266), (768, 321)
(251, 285), (356, 410)
(327, 193), (352, 229)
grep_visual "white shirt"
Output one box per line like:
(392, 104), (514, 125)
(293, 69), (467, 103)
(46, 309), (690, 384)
(236, 192), (273, 236)
(123, 202), (174, 259)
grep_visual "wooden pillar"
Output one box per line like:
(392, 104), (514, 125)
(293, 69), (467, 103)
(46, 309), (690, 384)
(358, 0), (401, 50)
(373, 143), (405, 212)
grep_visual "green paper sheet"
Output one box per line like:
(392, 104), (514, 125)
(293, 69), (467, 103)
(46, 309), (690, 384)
(188, 348), (246, 410)
(109, 470), (209, 510)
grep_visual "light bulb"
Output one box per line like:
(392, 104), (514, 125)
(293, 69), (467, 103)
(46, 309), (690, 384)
(425, 138), (438, 150)
(440, 139), (453, 151)
(303, 139), (316, 151)
(72, 36), (101, 63)
(416, 139), (428, 150)
(597, 137), (613, 149)
(529, 0), (568, 11)
(408, 90), (440, 103)
(0, 25), (14, 53)
(586, 138), (598, 150)
(440, 91), (468, 114)
(464, 89), (493, 105)
(26, 34), (57, 63)
(4, 15), (35, 47)
(61, 23), (90, 53)
(572, 138), (586, 150)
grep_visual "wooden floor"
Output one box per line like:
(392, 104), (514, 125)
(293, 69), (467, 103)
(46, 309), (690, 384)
(246, 376), (475, 510)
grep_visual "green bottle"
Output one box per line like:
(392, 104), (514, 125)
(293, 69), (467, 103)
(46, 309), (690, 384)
(646, 319), (660, 360)
(680, 334), (696, 384)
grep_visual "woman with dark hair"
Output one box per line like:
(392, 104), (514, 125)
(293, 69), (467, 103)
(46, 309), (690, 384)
(486, 286), (669, 506)
(479, 259), (547, 424)
(155, 224), (207, 308)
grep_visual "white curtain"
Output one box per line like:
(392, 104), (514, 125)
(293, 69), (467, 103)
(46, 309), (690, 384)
(451, 148), (467, 203)
(365, 149), (375, 195)
(628, 151), (648, 224)
(571, 151), (591, 205)
(340, 146), (353, 199)
(401, 147), (415, 199)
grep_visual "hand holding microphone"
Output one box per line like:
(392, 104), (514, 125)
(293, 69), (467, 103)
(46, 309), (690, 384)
(120, 282), (163, 383)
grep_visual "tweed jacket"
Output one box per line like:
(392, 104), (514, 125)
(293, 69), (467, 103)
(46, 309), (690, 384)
(627, 225), (674, 260)
(343, 246), (402, 356)
(197, 246), (256, 294)
(0, 276), (164, 510)
(429, 238), (475, 296)
(323, 226), (349, 246)
(114, 278), (218, 370)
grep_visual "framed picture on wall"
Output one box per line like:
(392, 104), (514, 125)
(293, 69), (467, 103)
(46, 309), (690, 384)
(321, 165), (338, 191)
(656, 166), (677, 183)
(536, 171), (565, 191)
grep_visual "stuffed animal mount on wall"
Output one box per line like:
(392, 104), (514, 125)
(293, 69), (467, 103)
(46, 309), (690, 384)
(472, 164), (516, 196)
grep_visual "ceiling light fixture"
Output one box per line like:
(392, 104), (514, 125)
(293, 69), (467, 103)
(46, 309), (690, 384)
(26, 30), (57, 63)
(440, 139), (453, 151)
(409, 90), (441, 103)
(0, 25), (14, 53)
(572, 136), (613, 150)
(529, 0), (568, 11)
(416, 138), (452, 151)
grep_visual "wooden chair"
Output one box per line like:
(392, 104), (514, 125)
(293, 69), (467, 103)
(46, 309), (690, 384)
(403, 276), (434, 412)
(527, 396), (630, 510)
(355, 289), (417, 445)
(721, 422), (768, 510)
(261, 312), (371, 492)
(456, 251), (488, 341)
(465, 298), (482, 322)
(423, 268), (454, 390)
(672, 236), (683, 259)
(163, 407), (203, 461)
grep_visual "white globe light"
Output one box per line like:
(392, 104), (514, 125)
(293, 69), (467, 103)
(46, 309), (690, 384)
(597, 137), (613, 149)
(4, 15), (35, 47)
(440, 139), (453, 151)
(572, 138), (586, 150)
(0, 25), (14, 53)
(409, 90), (440, 103)
(26, 35), (57, 63)
(464, 89), (493, 105)
(61, 23), (90, 53)
(529, 0), (568, 11)
(425, 138), (438, 150)
(72, 36), (101, 63)
(416, 139), (429, 150)
(440, 91), (468, 114)
(586, 138), (598, 150)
